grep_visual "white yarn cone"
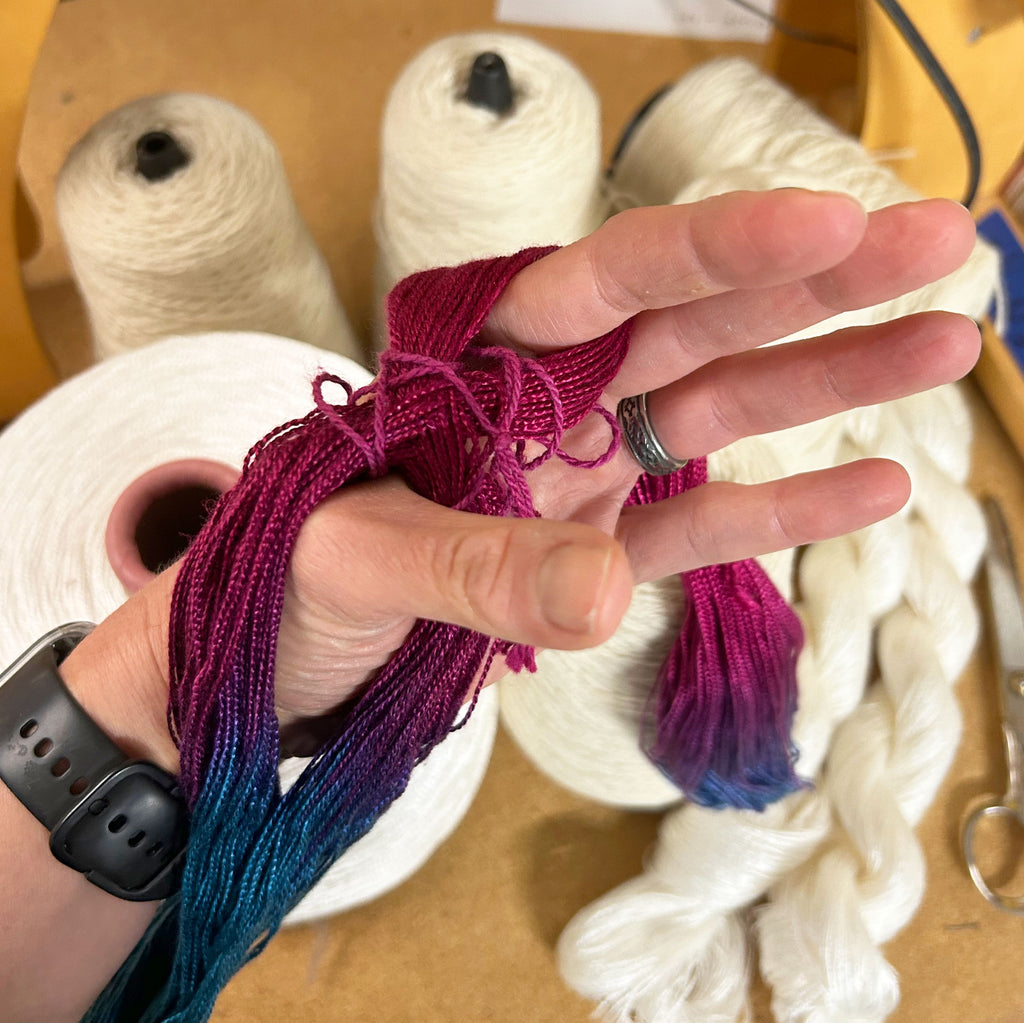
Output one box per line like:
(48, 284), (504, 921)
(556, 59), (999, 1023)
(56, 94), (362, 364)
(609, 57), (920, 212)
(499, 575), (683, 808)
(0, 332), (496, 925)
(374, 32), (606, 337)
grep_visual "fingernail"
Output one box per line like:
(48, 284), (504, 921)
(537, 542), (613, 635)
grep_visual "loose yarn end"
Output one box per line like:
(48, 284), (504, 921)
(630, 463), (805, 811)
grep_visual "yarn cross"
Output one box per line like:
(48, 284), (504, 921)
(87, 248), (801, 1022)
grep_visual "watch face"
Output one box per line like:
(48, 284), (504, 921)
(51, 762), (187, 901)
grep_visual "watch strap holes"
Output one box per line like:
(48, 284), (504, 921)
(19, 719), (38, 738)
(69, 777), (89, 796)
(51, 757), (71, 777)
(108, 813), (127, 833)
(146, 841), (164, 858)
(127, 831), (146, 848)
(33, 737), (53, 757)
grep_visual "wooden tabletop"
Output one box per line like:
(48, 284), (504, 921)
(19, 1), (1024, 1019)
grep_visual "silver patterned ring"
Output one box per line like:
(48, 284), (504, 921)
(616, 392), (689, 476)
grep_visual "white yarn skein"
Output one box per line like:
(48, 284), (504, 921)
(56, 94), (362, 364)
(0, 332), (496, 925)
(759, 529), (978, 1022)
(555, 57), (999, 1021)
(374, 32), (606, 328)
(758, 406), (984, 1023)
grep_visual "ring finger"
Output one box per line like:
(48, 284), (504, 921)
(614, 310), (979, 469)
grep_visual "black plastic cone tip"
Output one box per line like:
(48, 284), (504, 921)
(135, 131), (190, 182)
(465, 51), (514, 115)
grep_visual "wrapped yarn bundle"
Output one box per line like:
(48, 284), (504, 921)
(374, 32), (607, 330)
(56, 95), (362, 363)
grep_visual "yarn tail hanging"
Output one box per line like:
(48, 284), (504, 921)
(85, 248), (631, 1023)
(629, 462), (805, 810)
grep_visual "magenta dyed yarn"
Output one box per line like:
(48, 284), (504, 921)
(629, 462), (805, 809)
(89, 248), (803, 1021)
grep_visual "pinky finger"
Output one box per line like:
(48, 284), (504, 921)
(617, 458), (911, 583)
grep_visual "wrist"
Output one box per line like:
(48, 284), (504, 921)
(58, 568), (178, 775)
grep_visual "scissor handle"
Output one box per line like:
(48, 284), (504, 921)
(962, 800), (1024, 914)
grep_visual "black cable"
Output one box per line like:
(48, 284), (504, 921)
(873, 0), (981, 208)
(721, 0), (858, 53)
(724, 0), (981, 207)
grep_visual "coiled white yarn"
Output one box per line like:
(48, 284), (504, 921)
(757, 396), (983, 1023)
(0, 332), (496, 925)
(56, 94), (361, 364)
(556, 59), (998, 1023)
(374, 32), (607, 328)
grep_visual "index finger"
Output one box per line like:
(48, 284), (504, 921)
(483, 189), (867, 350)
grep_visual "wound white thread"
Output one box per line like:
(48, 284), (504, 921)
(758, 410), (983, 1023)
(56, 95), (362, 364)
(374, 33), (607, 341)
(0, 333), (495, 924)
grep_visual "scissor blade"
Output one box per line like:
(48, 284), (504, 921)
(983, 499), (1024, 722)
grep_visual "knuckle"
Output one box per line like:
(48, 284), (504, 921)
(818, 358), (853, 409)
(801, 271), (848, 316)
(703, 379), (745, 445)
(678, 494), (721, 567)
(432, 525), (519, 631)
(585, 244), (641, 318)
(766, 491), (804, 549)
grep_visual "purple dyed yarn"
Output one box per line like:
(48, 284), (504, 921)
(629, 460), (805, 810)
(93, 248), (806, 1021)
(168, 247), (629, 800)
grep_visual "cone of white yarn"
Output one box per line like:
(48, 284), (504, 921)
(374, 32), (607, 330)
(56, 94), (362, 364)
(0, 332), (497, 925)
(499, 577), (684, 809)
(609, 57), (920, 213)
(555, 59), (999, 1023)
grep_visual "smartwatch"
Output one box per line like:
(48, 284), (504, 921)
(0, 623), (187, 901)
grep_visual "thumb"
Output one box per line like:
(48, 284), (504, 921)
(296, 477), (634, 651)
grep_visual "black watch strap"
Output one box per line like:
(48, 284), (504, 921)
(0, 624), (187, 901)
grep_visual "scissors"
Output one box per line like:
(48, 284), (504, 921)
(961, 497), (1024, 914)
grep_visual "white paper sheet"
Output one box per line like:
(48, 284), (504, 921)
(495, 0), (777, 43)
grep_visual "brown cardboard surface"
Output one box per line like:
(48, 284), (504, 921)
(17, 1), (1024, 1020)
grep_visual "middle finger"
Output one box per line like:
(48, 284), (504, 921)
(610, 198), (976, 399)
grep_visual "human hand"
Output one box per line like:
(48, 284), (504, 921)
(271, 188), (979, 737)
